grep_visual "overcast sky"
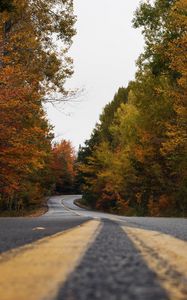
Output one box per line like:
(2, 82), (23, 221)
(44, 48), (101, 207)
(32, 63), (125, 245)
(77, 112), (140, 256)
(46, 0), (144, 150)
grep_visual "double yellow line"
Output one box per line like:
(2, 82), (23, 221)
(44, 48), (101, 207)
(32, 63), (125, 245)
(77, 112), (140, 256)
(0, 221), (187, 300)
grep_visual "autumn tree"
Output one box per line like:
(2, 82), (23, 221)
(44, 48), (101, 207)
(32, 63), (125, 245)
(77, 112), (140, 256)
(0, 66), (53, 210)
(76, 88), (130, 211)
(51, 140), (76, 193)
(133, 0), (187, 214)
(77, 0), (187, 217)
(0, 0), (76, 211)
(160, 0), (187, 214)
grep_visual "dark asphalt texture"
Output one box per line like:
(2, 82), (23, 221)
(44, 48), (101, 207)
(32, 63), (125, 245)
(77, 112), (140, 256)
(0, 195), (186, 300)
(58, 220), (169, 300)
(117, 217), (187, 242)
(0, 216), (89, 254)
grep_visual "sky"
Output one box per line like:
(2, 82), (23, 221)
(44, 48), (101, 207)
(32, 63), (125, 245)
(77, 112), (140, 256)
(46, 0), (144, 150)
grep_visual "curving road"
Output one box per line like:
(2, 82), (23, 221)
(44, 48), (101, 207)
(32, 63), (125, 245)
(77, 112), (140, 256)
(62, 195), (187, 241)
(0, 195), (186, 300)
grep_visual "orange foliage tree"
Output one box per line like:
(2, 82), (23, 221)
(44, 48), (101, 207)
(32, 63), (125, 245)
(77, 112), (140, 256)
(51, 140), (76, 194)
(0, 0), (76, 211)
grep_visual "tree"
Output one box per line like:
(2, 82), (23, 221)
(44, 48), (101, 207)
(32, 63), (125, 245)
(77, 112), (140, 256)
(0, 0), (76, 98)
(0, 0), (76, 211)
(76, 88), (133, 212)
(0, 64), (52, 210)
(51, 140), (76, 193)
(77, 0), (187, 216)
(133, 0), (177, 77)
(160, 0), (187, 214)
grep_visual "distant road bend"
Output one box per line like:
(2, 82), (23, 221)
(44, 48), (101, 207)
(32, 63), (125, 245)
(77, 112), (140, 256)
(0, 195), (187, 300)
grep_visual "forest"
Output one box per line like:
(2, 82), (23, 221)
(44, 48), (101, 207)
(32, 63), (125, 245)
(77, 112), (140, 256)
(0, 0), (186, 217)
(0, 0), (76, 213)
(76, 0), (187, 217)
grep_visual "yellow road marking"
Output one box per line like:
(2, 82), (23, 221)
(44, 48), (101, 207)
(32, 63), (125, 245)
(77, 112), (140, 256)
(0, 220), (101, 300)
(123, 226), (187, 300)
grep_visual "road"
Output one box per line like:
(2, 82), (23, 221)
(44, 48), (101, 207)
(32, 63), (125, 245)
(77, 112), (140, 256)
(0, 195), (186, 300)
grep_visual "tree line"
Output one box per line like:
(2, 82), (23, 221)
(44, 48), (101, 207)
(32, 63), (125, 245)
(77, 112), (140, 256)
(76, 0), (187, 217)
(0, 0), (76, 212)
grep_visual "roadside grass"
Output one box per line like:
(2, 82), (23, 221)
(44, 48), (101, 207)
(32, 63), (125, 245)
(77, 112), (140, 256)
(74, 198), (187, 218)
(74, 198), (92, 210)
(0, 203), (48, 217)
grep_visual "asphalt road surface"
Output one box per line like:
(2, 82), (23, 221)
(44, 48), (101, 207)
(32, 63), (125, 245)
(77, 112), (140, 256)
(0, 195), (186, 300)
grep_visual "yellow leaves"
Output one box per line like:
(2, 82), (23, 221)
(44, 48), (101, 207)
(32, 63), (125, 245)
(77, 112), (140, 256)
(161, 123), (186, 155)
(170, 0), (187, 24)
(115, 102), (140, 125)
(167, 0), (187, 88)
(110, 102), (140, 147)
(160, 0), (187, 160)
(161, 0), (187, 175)
(77, 0), (187, 216)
